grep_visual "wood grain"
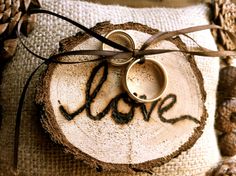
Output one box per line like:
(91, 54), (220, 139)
(36, 22), (207, 173)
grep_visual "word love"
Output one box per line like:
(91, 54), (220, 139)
(59, 61), (200, 125)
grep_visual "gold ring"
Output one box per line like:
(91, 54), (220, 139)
(123, 58), (168, 103)
(102, 30), (135, 66)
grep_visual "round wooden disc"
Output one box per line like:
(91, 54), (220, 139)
(36, 22), (207, 173)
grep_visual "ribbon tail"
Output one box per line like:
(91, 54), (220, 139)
(27, 8), (130, 52)
(13, 62), (45, 173)
(141, 24), (222, 50)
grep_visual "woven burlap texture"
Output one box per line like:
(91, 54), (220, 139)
(0, 0), (221, 175)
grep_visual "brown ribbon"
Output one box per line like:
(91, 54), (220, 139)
(17, 9), (236, 64)
(12, 8), (236, 174)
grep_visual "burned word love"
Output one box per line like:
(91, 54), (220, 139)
(58, 61), (200, 125)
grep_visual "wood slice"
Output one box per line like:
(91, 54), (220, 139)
(35, 22), (207, 173)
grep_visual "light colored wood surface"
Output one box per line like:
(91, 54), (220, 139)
(85, 0), (204, 7)
(84, 0), (235, 8)
(37, 22), (207, 172)
(49, 35), (203, 164)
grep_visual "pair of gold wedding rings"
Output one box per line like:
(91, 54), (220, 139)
(102, 30), (168, 103)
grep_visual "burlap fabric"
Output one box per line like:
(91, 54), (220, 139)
(0, 0), (221, 175)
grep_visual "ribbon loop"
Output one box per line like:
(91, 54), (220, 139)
(12, 8), (236, 174)
(17, 8), (236, 65)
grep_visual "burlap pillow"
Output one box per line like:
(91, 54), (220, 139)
(0, 0), (221, 175)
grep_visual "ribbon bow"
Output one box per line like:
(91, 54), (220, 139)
(17, 9), (236, 65)
(12, 8), (236, 174)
